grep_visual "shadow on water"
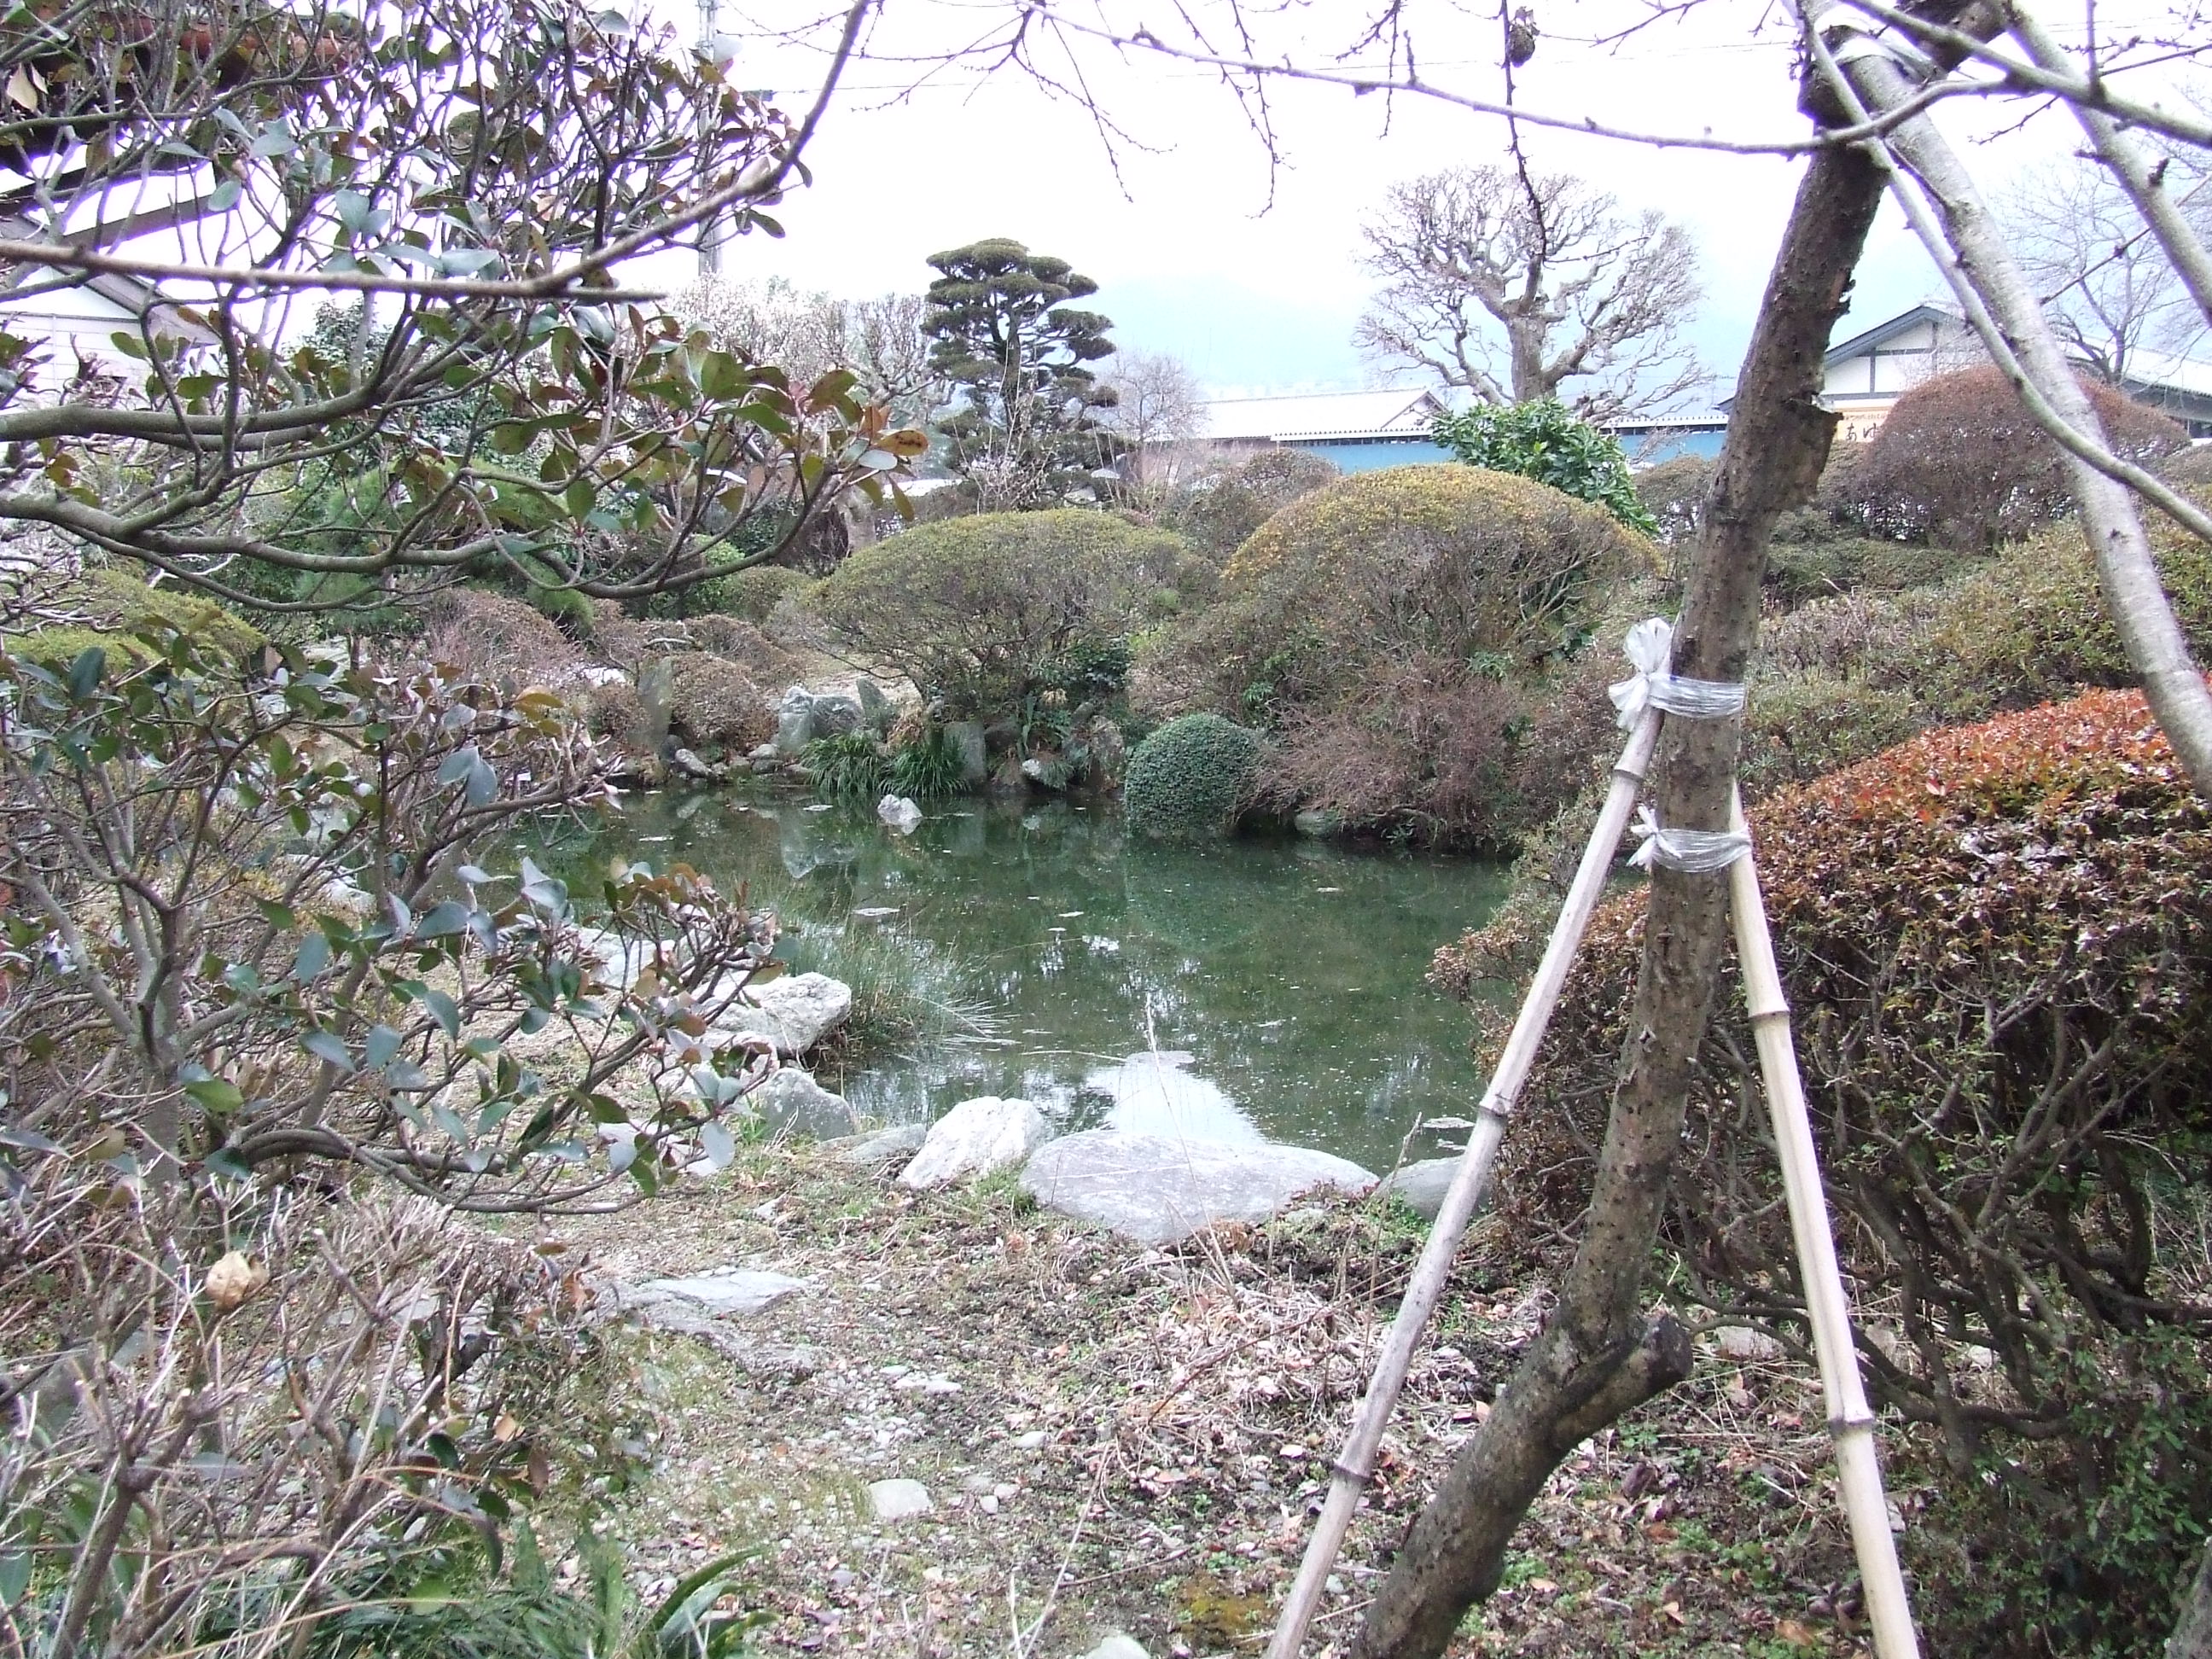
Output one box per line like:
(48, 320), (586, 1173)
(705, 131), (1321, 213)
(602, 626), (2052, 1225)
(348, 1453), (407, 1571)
(528, 789), (1511, 1173)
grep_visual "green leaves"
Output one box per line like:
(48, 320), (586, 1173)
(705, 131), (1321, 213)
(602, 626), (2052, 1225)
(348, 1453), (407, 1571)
(1430, 400), (1660, 536)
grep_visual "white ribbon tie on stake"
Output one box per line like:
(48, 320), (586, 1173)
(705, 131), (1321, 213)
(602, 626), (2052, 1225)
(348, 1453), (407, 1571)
(1607, 615), (1749, 731)
(1610, 617), (1753, 872)
(1628, 805), (1752, 874)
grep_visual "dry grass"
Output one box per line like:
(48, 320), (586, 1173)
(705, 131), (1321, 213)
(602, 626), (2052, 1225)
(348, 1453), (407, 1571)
(529, 1146), (1894, 1659)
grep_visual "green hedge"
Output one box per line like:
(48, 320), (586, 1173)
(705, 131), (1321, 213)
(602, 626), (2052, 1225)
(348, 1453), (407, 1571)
(1122, 713), (1260, 841)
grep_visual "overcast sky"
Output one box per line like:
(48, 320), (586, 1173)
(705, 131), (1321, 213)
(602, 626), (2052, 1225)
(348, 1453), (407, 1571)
(643, 0), (2196, 410)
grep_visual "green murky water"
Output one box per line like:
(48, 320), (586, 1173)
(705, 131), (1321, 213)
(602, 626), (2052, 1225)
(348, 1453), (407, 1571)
(533, 791), (1510, 1173)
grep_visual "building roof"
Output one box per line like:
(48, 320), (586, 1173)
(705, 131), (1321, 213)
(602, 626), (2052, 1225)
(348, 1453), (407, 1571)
(2119, 346), (2212, 400)
(1822, 302), (1962, 367)
(1196, 388), (1447, 442)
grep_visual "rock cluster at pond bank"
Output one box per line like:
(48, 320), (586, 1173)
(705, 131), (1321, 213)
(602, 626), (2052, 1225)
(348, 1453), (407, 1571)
(566, 937), (1401, 1243)
(859, 1092), (1383, 1244)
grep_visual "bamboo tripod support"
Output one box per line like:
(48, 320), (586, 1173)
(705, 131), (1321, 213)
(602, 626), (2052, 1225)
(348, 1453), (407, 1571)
(1260, 707), (1663, 1659)
(1727, 795), (1920, 1659)
(1261, 716), (1922, 1659)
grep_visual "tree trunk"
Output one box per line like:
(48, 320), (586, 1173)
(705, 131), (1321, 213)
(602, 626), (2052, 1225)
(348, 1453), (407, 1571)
(2172, 1535), (2212, 1659)
(1346, 138), (1889, 1659)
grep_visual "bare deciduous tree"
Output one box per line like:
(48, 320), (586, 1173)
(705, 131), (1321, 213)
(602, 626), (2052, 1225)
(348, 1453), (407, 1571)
(1354, 165), (1705, 422)
(2005, 156), (2200, 381)
(1100, 348), (1203, 491)
(679, 276), (946, 428)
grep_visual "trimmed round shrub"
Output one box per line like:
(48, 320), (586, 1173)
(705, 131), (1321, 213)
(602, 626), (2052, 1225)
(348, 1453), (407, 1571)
(666, 653), (773, 750)
(1122, 713), (1261, 841)
(421, 588), (578, 685)
(1144, 465), (1651, 847)
(1739, 519), (2212, 795)
(808, 509), (1208, 719)
(585, 680), (650, 752)
(1448, 689), (2212, 1654)
(1182, 465), (1648, 710)
(6, 568), (267, 668)
(1164, 447), (1340, 559)
(1843, 364), (2187, 551)
(707, 564), (812, 625)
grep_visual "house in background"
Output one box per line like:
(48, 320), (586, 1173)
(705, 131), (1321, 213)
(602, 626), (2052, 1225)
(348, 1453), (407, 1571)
(1186, 386), (1734, 474)
(0, 238), (217, 395)
(1189, 388), (1452, 474)
(1800, 300), (2212, 440)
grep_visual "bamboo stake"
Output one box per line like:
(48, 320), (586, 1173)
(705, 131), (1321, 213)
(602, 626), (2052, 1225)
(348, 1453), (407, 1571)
(1261, 707), (1663, 1659)
(1727, 794), (1921, 1659)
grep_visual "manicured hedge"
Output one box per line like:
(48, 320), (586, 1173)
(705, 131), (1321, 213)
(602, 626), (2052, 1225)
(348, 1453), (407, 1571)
(1441, 688), (2212, 1654)
(1122, 713), (1261, 841)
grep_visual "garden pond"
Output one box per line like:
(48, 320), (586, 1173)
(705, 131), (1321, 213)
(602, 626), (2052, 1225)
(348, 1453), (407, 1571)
(531, 791), (1512, 1173)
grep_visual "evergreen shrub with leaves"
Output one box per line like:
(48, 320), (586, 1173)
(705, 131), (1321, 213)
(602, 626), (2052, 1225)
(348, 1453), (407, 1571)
(802, 730), (889, 806)
(1144, 465), (1651, 847)
(1739, 521), (2212, 796)
(808, 509), (1202, 720)
(1430, 399), (1657, 533)
(1441, 689), (2212, 1656)
(1122, 713), (1261, 840)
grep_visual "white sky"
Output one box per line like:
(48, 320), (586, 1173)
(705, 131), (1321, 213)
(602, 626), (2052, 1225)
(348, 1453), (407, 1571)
(627, 0), (2200, 409)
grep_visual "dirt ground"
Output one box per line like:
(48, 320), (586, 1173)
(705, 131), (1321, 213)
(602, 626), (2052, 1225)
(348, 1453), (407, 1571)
(533, 1144), (1897, 1659)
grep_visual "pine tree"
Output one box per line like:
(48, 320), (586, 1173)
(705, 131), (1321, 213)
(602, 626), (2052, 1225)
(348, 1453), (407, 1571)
(923, 238), (1123, 509)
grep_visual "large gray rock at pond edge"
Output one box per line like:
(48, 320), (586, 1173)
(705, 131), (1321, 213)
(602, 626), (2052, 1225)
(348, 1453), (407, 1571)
(946, 720), (989, 786)
(898, 1097), (1052, 1189)
(1020, 1132), (1377, 1245)
(1378, 1157), (1460, 1220)
(573, 925), (680, 992)
(856, 677), (893, 732)
(774, 686), (818, 755)
(754, 1068), (860, 1139)
(811, 693), (864, 738)
(831, 1121), (928, 1167)
(708, 972), (853, 1056)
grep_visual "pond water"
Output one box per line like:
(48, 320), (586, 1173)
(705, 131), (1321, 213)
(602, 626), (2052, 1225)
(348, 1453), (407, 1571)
(531, 791), (1511, 1173)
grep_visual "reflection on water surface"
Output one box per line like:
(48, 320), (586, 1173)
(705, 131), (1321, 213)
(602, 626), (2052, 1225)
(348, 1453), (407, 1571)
(533, 792), (1511, 1172)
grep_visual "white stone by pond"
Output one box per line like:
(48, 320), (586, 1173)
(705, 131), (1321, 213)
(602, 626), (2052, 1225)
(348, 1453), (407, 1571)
(707, 971), (853, 1057)
(1019, 1130), (1377, 1245)
(527, 796), (1509, 1173)
(897, 1096), (1051, 1189)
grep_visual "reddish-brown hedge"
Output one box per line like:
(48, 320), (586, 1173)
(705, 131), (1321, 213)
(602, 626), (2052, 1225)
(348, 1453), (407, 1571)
(1450, 688), (2212, 1648)
(1461, 687), (2212, 1405)
(1843, 364), (2187, 551)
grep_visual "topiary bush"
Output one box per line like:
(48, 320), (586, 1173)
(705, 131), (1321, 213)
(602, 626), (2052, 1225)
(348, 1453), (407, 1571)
(1739, 519), (2212, 795)
(1144, 464), (1653, 847)
(807, 509), (1206, 720)
(707, 563), (813, 626)
(422, 588), (581, 686)
(1122, 713), (1262, 840)
(1445, 689), (2212, 1656)
(1842, 364), (2187, 551)
(4, 566), (268, 668)
(1161, 447), (1341, 559)
(666, 653), (773, 751)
